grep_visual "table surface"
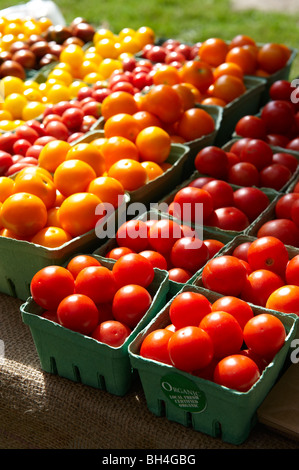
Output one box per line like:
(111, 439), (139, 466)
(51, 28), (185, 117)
(0, 291), (298, 450)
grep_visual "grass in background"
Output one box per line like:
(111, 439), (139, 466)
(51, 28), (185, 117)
(0, 0), (298, 77)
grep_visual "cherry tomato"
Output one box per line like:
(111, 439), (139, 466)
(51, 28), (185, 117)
(203, 239), (225, 258)
(112, 253), (155, 288)
(238, 349), (269, 374)
(235, 115), (267, 140)
(213, 354), (260, 392)
(233, 187), (270, 222)
(272, 152), (298, 174)
(259, 163), (291, 191)
(201, 255), (248, 296)
(57, 293), (100, 335)
(269, 80), (294, 101)
(275, 193), (299, 219)
(241, 269), (285, 307)
(67, 254), (101, 278)
(199, 311), (243, 359)
(229, 137), (251, 157)
(116, 219), (149, 252)
(228, 161), (260, 187)
(285, 255), (299, 285)
(168, 326), (214, 372)
(139, 250), (168, 270)
(30, 265), (75, 310)
(232, 241), (251, 261)
(261, 100), (296, 135)
(168, 267), (192, 283)
(169, 291), (212, 329)
(205, 206), (249, 232)
(172, 186), (213, 223)
(139, 328), (174, 365)
(266, 284), (299, 316)
(243, 313), (286, 360)
(240, 138), (273, 171)
(257, 218), (299, 248)
(75, 265), (117, 304)
(201, 179), (234, 209)
(211, 296), (254, 330)
(147, 219), (183, 254)
(106, 246), (135, 260)
(194, 146), (229, 179)
(247, 236), (289, 276)
(91, 320), (131, 347)
(112, 284), (152, 328)
(170, 236), (210, 273)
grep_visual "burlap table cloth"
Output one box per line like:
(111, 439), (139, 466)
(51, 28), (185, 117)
(0, 292), (298, 450)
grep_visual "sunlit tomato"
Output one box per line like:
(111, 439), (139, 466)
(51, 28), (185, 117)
(112, 252), (154, 288)
(285, 255), (299, 285)
(12, 171), (57, 210)
(172, 186), (213, 223)
(228, 161), (260, 187)
(235, 115), (267, 140)
(112, 284), (152, 328)
(213, 355), (260, 392)
(241, 269), (285, 307)
(232, 241), (251, 262)
(212, 74), (246, 103)
(176, 107), (215, 142)
(257, 218), (299, 248)
(91, 320), (131, 347)
(203, 239), (225, 259)
(179, 60), (214, 93)
(202, 179), (234, 209)
(243, 313), (286, 360)
(116, 219), (149, 252)
(261, 100), (296, 135)
(67, 254), (102, 278)
(170, 236), (209, 273)
(258, 43), (289, 74)
(75, 265), (117, 304)
(260, 163), (292, 191)
(169, 291), (212, 329)
(202, 255), (248, 296)
(247, 236), (289, 276)
(30, 265), (75, 310)
(194, 146), (229, 179)
(139, 250), (168, 270)
(141, 83), (184, 124)
(106, 246), (135, 260)
(57, 293), (99, 335)
(266, 284), (299, 316)
(148, 219), (183, 254)
(168, 326), (214, 372)
(233, 187), (270, 222)
(205, 206), (249, 232)
(199, 311), (243, 359)
(139, 328), (174, 365)
(168, 267), (192, 283)
(211, 296), (254, 330)
(239, 138), (273, 171)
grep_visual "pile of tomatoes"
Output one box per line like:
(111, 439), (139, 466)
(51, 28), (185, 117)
(139, 289), (286, 392)
(30, 252), (158, 347)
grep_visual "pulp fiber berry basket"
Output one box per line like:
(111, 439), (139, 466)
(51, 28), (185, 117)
(157, 170), (280, 242)
(0, 193), (129, 301)
(20, 259), (169, 396)
(128, 283), (298, 445)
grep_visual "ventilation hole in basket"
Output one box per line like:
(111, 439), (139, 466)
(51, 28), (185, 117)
(50, 356), (57, 374)
(7, 278), (17, 298)
(73, 365), (81, 383)
(158, 399), (166, 417)
(213, 421), (222, 438)
(185, 412), (192, 428)
(98, 374), (106, 390)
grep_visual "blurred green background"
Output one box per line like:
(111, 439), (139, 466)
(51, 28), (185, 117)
(0, 0), (298, 77)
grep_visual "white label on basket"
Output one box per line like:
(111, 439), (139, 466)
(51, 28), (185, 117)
(161, 373), (207, 413)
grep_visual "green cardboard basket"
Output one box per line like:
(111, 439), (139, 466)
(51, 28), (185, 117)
(128, 283), (298, 445)
(20, 261), (169, 397)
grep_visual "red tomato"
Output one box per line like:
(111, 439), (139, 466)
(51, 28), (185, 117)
(203, 239), (225, 258)
(240, 138), (273, 170)
(147, 219), (183, 254)
(168, 326), (214, 372)
(188, 176), (215, 188)
(199, 310), (243, 359)
(112, 284), (152, 328)
(173, 186), (213, 223)
(169, 291), (212, 329)
(243, 313), (286, 360)
(229, 137), (251, 157)
(247, 236), (289, 276)
(259, 163), (291, 191)
(213, 354), (260, 392)
(67, 254), (102, 278)
(30, 265), (75, 310)
(170, 236), (210, 273)
(202, 255), (248, 296)
(269, 80), (294, 101)
(291, 198), (299, 227)
(233, 187), (270, 222)
(241, 269), (285, 307)
(205, 206), (249, 232)
(168, 267), (192, 283)
(106, 246), (135, 260)
(272, 152), (298, 174)
(257, 218), (299, 248)
(275, 193), (299, 219)
(266, 134), (290, 148)
(266, 284), (299, 316)
(91, 320), (131, 347)
(201, 179), (234, 209)
(285, 255), (299, 285)
(139, 250), (168, 270)
(116, 220), (149, 252)
(211, 296), (254, 330)
(261, 100), (296, 135)
(235, 115), (267, 140)
(139, 328), (174, 365)
(194, 146), (229, 179)
(57, 293), (100, 335)
(112, 253), (155, 288)
(228, 161), (260, 187)
(75, 266), (117, 304)
(238, 349), (269, 374)
(232, 241), (251, 261)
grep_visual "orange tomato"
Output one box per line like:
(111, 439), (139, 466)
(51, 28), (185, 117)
(53, 159), (97, 197)
(1, 192), (47, 237)
(103, 113), (142, 142)
(257, 43), (289, 74)
(65, 142), (106, 176)
(100, 135), (140, 170)
(30, 226), (72, 247)
(0, 176), (14, 202)
(229, 34), (256, 49)
(101, 91), (139, 120)
(141, 161), (164, 181)
(200, 96), (227, 107)
(213, 62), (244, 80)
(141, 84), (184, 124)
(107, 159), (148, 191)
(58, 192), (103, 237)
(179, 61), (214, 94)
(46, 206), (62, 227)
(212, 74), (246, 103)
(172, 83), (197, 110)
(88, 176), (125, 208)
(151, 64), (181, 86)
(176, 107), (215, 142)
(13, 172), (57, 210)
(132, 110), (162, 130)
(199, 38), (229, 67)
(38, 140), (71, 173)
(135, 126), (171, 164)
(266, 285), (299, 315)
(225, 46), (257, 75)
